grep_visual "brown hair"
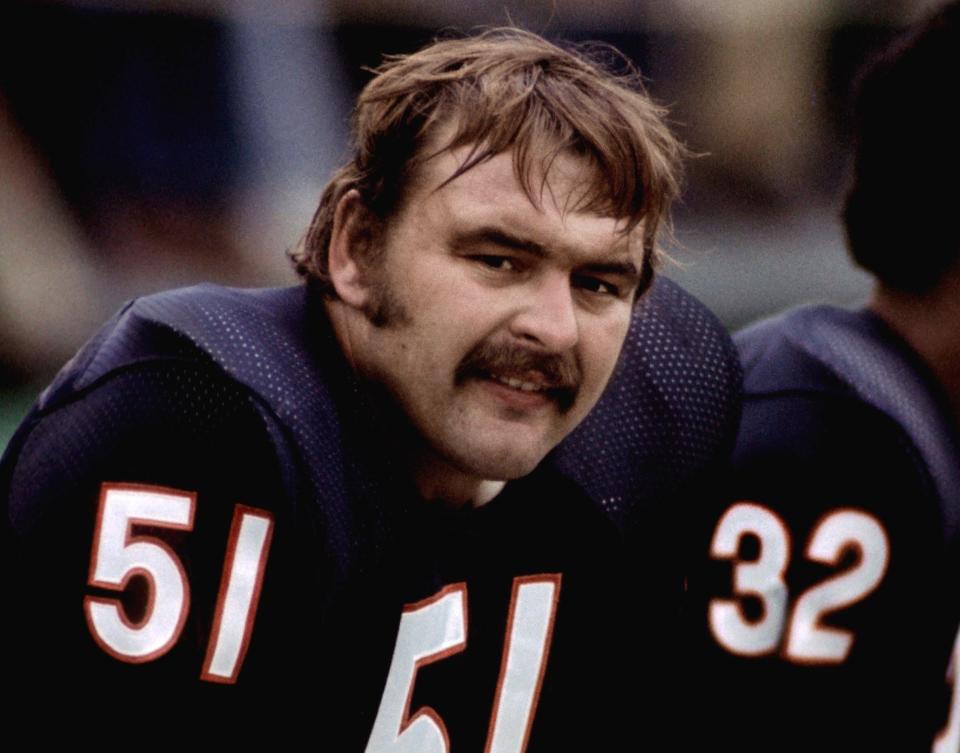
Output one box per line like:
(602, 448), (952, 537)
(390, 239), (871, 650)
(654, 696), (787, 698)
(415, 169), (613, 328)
(291, 27), (684, 296)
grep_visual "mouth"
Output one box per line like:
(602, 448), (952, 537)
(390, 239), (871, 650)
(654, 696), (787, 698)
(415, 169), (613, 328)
(475, 369), (577, 413)
(488, 371), (553, 393)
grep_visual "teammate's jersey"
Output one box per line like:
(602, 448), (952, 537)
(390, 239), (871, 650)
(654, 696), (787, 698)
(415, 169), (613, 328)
(3, 281), (741, 747)
(688, 305), (960, 753)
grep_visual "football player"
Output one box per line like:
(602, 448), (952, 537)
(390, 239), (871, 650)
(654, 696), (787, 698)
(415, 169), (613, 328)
(688, 4), (960, 751)
(2, 29), (740, 747)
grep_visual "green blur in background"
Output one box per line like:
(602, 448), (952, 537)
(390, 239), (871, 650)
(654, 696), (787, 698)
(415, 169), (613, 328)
(1, 387), (38, 454)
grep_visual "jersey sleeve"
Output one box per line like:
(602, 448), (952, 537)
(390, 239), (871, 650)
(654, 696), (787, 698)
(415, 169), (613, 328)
(687, 391), (957, 752)
(2, 358), (303, 730)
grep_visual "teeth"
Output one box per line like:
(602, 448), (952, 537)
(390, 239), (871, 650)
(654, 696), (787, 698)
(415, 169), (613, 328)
(493, 374), (543, 392)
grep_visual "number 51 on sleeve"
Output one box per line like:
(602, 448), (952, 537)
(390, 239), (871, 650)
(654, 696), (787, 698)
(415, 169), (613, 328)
(84, 483), (274, 683)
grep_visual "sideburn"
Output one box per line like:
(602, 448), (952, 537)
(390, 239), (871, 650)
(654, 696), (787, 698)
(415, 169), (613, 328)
(350, 204), (412, 329)
(363, 273), (412, 329)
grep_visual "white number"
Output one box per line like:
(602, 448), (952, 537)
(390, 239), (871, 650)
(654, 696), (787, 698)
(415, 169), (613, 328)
(365, 583), (469, 753)
(365, 576), (561, 753)
(84, 484), (195, 662)
(708, 502), (790, 656)
(934, 628), (960, 753)
(486, 575), (561, 753)
(709, 503), (889, 663)
(785, 510), (889, 663)
(201, 505), (275, 683)
(85, 484), (274, 681)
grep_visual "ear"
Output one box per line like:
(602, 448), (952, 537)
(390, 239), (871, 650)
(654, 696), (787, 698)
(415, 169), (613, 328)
(328, 189), (377, 310)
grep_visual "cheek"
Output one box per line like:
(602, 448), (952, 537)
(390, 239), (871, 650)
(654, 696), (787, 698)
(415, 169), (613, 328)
(409, 277), (503, 351)
(394, 262), (483, 333)
(402, 298), (479, 382)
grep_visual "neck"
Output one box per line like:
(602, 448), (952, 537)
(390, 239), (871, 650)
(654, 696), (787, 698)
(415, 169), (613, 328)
(869, 270), (960, 428)
(413, 452), (506, 509)
(324, 298), (364, 372)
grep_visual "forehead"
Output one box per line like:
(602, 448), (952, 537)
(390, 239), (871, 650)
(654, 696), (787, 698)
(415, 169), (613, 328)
(401, 146), (640, 262)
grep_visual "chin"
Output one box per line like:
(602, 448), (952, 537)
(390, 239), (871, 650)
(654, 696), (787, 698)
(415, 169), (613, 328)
(452, 440), (550, 481)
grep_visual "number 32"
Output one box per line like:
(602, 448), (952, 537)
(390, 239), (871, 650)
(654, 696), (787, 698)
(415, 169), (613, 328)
(708, 501), (889, 663)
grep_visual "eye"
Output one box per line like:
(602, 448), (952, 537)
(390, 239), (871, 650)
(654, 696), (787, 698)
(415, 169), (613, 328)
(573, 274), (621, 297)
(473, 255), (517, 272)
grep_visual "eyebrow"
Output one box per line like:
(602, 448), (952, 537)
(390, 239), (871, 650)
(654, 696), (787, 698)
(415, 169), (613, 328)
(452, 226), (642, 282)
(454, 226), (547, 256)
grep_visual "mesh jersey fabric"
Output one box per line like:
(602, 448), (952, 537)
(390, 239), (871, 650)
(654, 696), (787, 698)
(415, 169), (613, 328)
(688, 304), (960, 753)
(2, 278), (741, 744)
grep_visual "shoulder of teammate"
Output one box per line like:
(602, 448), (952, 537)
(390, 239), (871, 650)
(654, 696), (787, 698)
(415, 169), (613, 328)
(686, 308), (955, 751)
(729, 306), (945, 612)
(731, 305), (942, 547)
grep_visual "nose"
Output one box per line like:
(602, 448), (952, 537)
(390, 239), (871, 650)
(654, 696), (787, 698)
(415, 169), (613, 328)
(508, 272), (580, 352)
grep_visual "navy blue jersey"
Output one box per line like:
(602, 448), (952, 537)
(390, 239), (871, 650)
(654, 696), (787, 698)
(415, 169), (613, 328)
(688, 306), (960, 753)
(3, 281), (740, 746)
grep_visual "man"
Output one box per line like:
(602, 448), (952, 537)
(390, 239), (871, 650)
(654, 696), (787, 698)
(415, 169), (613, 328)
(688, 5), (960, 751)
(2, 30), (740, 746)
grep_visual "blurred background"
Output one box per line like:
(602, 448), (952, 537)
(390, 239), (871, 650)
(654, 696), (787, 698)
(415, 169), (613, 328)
(0, 0), (947, 450)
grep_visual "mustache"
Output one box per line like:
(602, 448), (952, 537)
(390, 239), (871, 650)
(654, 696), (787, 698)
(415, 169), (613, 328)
(455, 339), (581, 411)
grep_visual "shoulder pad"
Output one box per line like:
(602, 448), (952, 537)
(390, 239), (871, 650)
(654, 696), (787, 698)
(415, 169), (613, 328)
(552, 277), (742, 528)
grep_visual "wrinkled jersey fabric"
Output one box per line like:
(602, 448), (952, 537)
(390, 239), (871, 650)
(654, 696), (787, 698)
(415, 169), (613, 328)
(3, 279), (740, 746)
